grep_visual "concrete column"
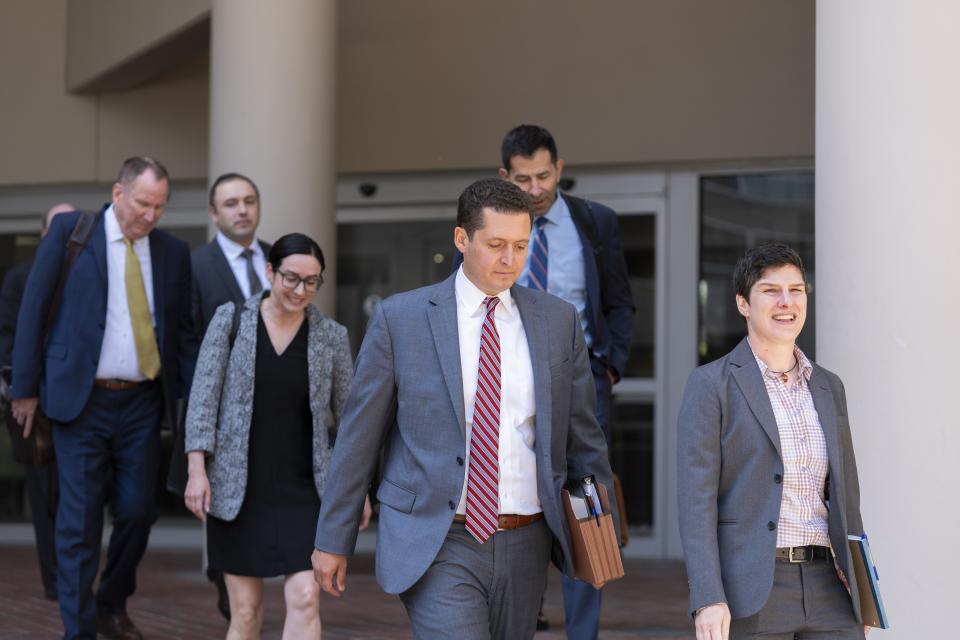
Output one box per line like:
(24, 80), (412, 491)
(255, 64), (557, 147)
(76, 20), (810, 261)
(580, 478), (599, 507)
(209, 0), (338, 313)
(816, 3), (960, 637)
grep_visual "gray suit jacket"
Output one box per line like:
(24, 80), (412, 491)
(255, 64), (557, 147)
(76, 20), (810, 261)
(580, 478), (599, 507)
(184, 292), (353, 521)
(677, 338), (865, 621)
(313, 273), (615, 594)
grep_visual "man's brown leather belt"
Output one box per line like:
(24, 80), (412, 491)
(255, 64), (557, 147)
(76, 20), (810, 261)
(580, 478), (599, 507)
(94, 379), (147, 391)
(775, 545), (830, 563)
(453, 512), (544, 530)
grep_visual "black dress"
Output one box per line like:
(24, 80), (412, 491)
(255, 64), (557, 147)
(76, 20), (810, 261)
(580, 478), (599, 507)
(207, 312), (319, 577)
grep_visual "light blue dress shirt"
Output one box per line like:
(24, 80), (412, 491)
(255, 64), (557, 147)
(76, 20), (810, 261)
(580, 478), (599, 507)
(519, 194), (592, 346)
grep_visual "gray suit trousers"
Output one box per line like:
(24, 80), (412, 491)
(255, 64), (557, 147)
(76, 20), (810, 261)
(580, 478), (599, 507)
(400, 520), (552, 640)
(731, 558), (864, 639)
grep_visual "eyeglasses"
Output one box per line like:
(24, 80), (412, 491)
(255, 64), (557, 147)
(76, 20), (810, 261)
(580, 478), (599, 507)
(276, 269), (323, 292)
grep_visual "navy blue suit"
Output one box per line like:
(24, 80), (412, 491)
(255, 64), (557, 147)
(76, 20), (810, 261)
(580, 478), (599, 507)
(11, 206), (197, 639)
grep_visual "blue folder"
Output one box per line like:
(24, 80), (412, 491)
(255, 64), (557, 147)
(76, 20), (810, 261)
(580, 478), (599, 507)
(847, 533), (890, 629)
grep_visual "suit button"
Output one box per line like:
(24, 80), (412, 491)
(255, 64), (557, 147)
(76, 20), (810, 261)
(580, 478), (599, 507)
(448, 501), (455, 510)
(774, 474), (783, 484)
(767, 521), (776, 531)
(456, 456), (464, 466)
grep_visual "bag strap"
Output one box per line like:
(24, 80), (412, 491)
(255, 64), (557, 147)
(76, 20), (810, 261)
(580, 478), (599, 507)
(43, 210), (99, 341)
(566, 195), (608, 307)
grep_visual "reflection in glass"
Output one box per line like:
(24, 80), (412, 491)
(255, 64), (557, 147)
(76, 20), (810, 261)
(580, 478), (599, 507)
(698, 172), (815, 365)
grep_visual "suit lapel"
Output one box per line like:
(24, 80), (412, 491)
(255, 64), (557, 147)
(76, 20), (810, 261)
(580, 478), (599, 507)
(90, 212), (109, 286)
(513, 286), (552, 456)
(808, 366), (843, 487)
(427, 276), (466, 439)
(209, 239), (245, 302)
(729, 338), (782, 458)
(149, 232), (166, 353)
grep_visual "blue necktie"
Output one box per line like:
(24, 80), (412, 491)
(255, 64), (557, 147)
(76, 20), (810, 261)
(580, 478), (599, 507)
(527, 216), (549, 291)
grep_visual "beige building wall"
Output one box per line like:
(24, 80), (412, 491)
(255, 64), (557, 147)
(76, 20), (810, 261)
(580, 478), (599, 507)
(336, 0), (815, 172)
(0, 0), (814, 186)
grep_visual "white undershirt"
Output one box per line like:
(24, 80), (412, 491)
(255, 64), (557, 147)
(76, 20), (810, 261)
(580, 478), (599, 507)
(454, 266), (540, 515)
(96, 205), (155, 381)
(215, 231), (270, 298)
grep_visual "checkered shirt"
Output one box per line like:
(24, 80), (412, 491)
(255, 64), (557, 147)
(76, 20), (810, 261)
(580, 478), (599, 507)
(753, 346), (831, 549)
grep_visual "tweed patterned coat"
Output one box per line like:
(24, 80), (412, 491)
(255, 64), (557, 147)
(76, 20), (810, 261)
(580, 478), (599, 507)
(184, 292), (353, 521)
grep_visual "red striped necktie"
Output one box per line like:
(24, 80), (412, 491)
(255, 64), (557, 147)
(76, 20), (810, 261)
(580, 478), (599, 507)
(465, 295), (502, 543)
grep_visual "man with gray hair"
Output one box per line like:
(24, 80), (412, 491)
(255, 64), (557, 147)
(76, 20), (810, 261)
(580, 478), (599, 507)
(11, 158), (197, 640)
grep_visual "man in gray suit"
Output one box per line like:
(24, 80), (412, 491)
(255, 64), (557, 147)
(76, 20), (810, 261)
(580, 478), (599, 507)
(312, 178), (615, 639)
(188, 172), (270, 619)
(677, 243), (868, 639)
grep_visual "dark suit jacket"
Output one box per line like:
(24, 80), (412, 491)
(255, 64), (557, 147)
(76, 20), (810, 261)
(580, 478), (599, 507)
(677, 338), (865, 621)
(560, 194), (634, 379)
(10, 206), (198, 428)
(453, 193), (634, 377)
(314, 274), (616, 594)
(191, 238), (272, 337)
(0, 261), (31, 370)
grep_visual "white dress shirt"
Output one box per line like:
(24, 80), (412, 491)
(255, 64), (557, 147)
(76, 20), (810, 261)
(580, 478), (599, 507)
(454, 266), (540, 515)
(215, 231), (270, 298)
(96, 205), (156, 381)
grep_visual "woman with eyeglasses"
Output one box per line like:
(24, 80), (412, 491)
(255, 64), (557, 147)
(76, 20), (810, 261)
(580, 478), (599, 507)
(184, 232), (371, 639)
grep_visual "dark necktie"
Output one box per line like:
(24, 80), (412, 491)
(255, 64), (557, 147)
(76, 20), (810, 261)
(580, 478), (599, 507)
(241, 248), (262, 295)
(465, 296), (502, 543)
(527, 216), (549, 291)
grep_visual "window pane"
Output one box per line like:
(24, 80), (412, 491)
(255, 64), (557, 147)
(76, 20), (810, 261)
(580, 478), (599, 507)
(619, 215), (655, 378)
(610, 401), (653, 531)
(698, 172), (815, 365)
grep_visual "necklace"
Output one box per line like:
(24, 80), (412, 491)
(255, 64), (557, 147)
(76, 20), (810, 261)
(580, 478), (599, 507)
(769, 359), (798, 384)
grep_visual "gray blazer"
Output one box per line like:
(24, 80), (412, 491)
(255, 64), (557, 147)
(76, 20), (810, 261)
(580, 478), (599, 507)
(313, 273), (615, 595)
(677, 337), (865, 621)
(185, 292), (353, 521)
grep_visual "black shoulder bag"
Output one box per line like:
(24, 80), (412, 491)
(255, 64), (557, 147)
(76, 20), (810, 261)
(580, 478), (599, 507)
(2, 211), (99, 465)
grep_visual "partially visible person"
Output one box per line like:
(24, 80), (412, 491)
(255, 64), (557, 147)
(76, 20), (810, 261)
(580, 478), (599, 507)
(189, 172), (271, 619)
(677, 243), (869, 639)
(192, 172), (271, 337)
(499, 124), (634, 639)
(184, 233), (371, 639)
(11, 157), (198, 640)
(0, 202), (74, 600)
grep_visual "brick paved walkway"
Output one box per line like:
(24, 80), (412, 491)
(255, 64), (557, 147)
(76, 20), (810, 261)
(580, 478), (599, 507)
(0, 545), (695, 639)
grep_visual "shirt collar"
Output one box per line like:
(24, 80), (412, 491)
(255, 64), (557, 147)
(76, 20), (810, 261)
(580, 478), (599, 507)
(751, 342), (813, 382)
(455, 265), (515, 318)
(216, 231), (263, 262)
(539, 193), (571, 227)
(104, 204), (148, 248)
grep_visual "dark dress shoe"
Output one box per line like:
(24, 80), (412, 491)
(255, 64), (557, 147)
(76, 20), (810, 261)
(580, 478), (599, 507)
(536, 610), (550, 631)
(96, 611), (144, 640)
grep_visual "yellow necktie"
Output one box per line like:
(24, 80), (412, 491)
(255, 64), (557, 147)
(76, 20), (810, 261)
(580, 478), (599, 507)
(124, 238), (161, 379)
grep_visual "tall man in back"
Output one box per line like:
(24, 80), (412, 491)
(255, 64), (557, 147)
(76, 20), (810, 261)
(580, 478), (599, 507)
(312, 178), (616, 639)
(500, 124), (634, 639)
(11, 158), (197, 640)
(188, 172), (271, 618)
(192, 172), (271, 336)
